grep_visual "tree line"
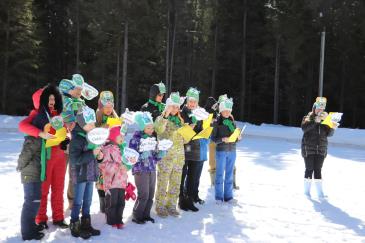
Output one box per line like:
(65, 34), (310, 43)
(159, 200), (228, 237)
(0, 0), (364, 128)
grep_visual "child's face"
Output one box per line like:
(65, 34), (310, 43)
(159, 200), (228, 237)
(116, 134), (124, 144)
(83, 123), (95, 132)
(103, 104), (113, 116)
(221, 110), (231, 118)
(170, 105), (180, 116)
(48, 94), (55, 110)
(187, 99), (198, 110)
(144, 124), (154, 136)
(69, 87), (83, 99)
(155, 93), (164, 103)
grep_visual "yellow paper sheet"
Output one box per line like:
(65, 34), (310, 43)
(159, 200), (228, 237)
(177, 124), (196, 142)
(46, 127), (67, 148)
(107, 117), (122, 127)
(193, 127), (213, 140)
(321, 112), (335, 128)
(227, 128), (241, 143)
(202, 114), (213, 130)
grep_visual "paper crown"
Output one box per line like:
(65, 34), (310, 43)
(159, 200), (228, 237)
(186, 87), (200, 101)
(313, 97), (327, 110)
(100, 91), (114, 106)
(166, 92), (185, 107)
(219, 97), (234, 112)
(156, 82), (166, 94)
(134, 111), (153, 131)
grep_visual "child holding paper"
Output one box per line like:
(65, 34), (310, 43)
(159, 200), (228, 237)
(129, 112), (167, 224)
(301, 97), (336, 199)
(95, 91), (119, 213)
(100, 125), (131, 229)
(211, 97), (240, 204)
(31, 84), (69, 229)
(154, 92), (186, 217)
(69, 106), (102, 239)
(179, 87), (207, 211)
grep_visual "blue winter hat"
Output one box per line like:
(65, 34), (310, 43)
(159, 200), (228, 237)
(186, 87), (200, 102)
(134, 111), (153, 131)
(59, 79), (75, 95)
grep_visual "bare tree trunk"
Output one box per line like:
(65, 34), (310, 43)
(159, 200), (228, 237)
(273, 36), (280, 124)
(116, 35), (121, 114)
(305, 63), (313, 111)
(75, 0), (80, 72)
(211, 23), (218, 97)
(165, 5), (170, 93)
(240, 0), (247, 120)
(169, 10), (176, 92)
(121, 21), (128, 112)
(2, 7), (10, 114)
(339, 56), (346, 112)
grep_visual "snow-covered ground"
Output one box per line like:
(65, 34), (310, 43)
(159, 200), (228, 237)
(1, 117), (365, 242)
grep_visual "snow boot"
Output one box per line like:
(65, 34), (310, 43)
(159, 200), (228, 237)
(186, 196), (199, 212)
(304, 178), (312, 198)
(179, 195), (189, 211)
(22, 232), (45, 241)
(69, 220), (91, 239)
(53, 220), (69, 229)
(81, 216), (100, 236)
(314, 179), (327, 199)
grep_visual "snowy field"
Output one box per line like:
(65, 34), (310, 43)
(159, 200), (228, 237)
(1, 115), (365, 242)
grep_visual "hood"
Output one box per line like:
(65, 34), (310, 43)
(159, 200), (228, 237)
(32, 88), (43, 110)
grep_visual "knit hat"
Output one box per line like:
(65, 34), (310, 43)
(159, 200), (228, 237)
(219, 97), (234, 113)
(149, 82), (166, 99)
(166, 92), (185, 107)
(99, 91), (114, 108)
(109, 126), (122, 144)
(76, 106), (96, 128)
(134, 111), (153, 131)
(313, 97), (327, 110)
(186, 87), (200, 102)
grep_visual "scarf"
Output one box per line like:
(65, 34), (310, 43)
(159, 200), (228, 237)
(168, 115), (182, 128)
(148, 99), (166, 113)
(223, 118), (235, 133)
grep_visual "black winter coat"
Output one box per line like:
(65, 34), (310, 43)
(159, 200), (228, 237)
(181, 106), (204, 161)
(301, 112), (334, 158)
(141, 101), (162, 121)
(69, 125), (98, 184)
(211, 115), (237, 152)
(17, 136), (42, 183)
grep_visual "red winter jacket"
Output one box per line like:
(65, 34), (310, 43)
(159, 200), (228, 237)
(18, 89), (43, 137)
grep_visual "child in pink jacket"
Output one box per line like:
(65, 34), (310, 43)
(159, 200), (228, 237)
(100, 126), (130, 229)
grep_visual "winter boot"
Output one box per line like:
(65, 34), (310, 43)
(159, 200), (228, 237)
(53, 220), (69, 229)
(314, 179), (326, 199)
(99, 196), (105, 213)
(69, 220), (91, 239)
(304, 178), (312, 198)
(81, 216), (101, 236)
(179, 195), (189, 211)
(194, 195), (205, 205)
(186, 196), (199, 212)
(22, 232), (45, 241)
(233, 167), (240, 190)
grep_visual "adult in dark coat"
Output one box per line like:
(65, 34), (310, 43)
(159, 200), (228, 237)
(301, 97), (336, 199)
(141, 82), (166, 120)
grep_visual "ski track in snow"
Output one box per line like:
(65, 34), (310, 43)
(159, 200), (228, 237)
(0, 131), (365, 243)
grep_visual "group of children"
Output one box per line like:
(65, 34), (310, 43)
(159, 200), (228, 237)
(17, 75), (240, 241)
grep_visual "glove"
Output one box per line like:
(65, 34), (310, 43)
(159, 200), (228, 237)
(125, 182), (136, 201)
(60, 137), (70, 150)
